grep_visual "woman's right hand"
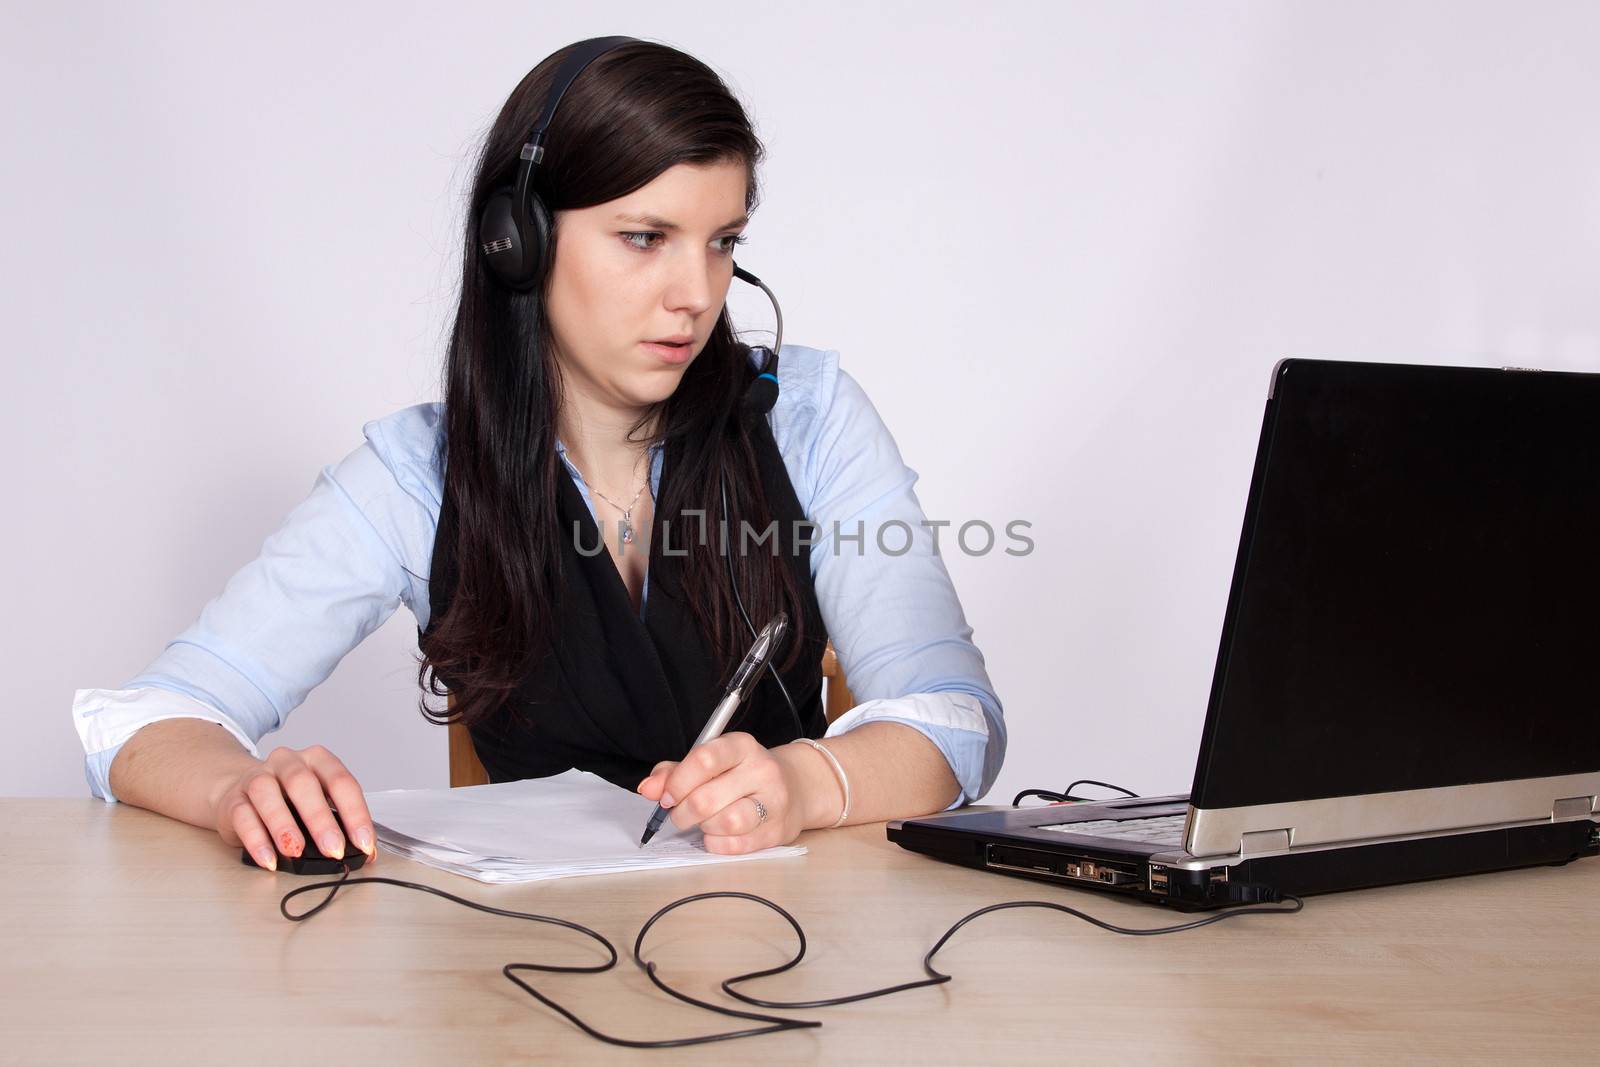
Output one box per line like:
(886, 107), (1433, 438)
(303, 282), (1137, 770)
(212, 744), (377, 871)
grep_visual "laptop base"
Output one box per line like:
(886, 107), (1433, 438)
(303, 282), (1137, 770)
(887, 812), (1598, 912)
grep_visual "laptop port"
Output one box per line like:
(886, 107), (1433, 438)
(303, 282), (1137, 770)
(1084, 862), (1138, 886)
(986, 845), (1141, 887)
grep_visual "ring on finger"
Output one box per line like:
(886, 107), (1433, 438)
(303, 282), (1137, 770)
(750, 796), (767, 825)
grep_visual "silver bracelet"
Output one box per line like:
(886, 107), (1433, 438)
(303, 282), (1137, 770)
(794, 737), (850, 828)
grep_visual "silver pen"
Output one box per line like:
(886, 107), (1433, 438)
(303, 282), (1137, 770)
(639, 612), (789, 846)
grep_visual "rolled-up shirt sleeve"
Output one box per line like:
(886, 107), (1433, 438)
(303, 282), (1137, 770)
(72, 427), (426, 803)
(781, 348), (1007, 807)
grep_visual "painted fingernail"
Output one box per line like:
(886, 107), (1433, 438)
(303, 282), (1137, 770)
(255, 848), (277, 871)
(660, 792), (675, 808)
(279, 829), (301, 857)
(320, 831), (344, 859)
(355, 826), (374, 853)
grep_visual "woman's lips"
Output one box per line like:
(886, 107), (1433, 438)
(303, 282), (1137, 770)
(642, 340), (692, 364)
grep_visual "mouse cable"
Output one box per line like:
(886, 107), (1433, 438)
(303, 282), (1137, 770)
(1013, 778), (1142, 806)
(276, 863), (1303, 1049)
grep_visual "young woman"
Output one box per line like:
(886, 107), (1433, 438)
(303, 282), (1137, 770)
(71, 37), (1004, 871)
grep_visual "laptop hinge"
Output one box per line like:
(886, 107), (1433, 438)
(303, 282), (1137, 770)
(1552, 796), (1597, 820)
(1239, 828), (1291, 855)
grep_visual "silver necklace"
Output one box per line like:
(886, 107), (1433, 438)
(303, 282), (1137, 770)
(580, 454), (653, 544)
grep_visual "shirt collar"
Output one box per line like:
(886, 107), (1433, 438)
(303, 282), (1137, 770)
(554, 437), (663, 479)
(555, 437), (663, 457)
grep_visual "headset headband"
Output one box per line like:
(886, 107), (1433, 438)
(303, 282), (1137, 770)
(510, 36), (642, 240)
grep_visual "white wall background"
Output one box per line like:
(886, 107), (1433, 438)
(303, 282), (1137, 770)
(6, 2), (1598, 806)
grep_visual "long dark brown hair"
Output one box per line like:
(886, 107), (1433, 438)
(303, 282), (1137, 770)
(416, 40), (810, 730)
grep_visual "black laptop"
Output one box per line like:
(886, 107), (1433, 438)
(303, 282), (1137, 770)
(888, 358), (1600, 910)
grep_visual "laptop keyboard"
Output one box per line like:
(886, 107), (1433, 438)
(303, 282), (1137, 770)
(1038, 814), (1187, 847)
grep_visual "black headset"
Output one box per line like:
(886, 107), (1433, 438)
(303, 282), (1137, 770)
(478, 36), (800, 731)
(477, 34), (782, 418)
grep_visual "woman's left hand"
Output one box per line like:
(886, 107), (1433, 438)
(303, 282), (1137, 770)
(636, 732), (807, 854)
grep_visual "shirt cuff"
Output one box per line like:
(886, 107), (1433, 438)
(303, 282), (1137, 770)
(822, 692), (992, 808)
(71, 687), (264, 804)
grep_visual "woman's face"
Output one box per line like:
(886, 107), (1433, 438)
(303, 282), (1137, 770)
(544, 158), (750, 417)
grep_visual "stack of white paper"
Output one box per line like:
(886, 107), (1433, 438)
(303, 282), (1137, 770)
(363, 768), (807, 884)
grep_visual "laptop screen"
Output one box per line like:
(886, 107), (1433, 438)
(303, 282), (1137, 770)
(1191, 359), (1600, 810)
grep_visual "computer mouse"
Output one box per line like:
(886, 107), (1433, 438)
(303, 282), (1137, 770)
(240, 802), (368, 875)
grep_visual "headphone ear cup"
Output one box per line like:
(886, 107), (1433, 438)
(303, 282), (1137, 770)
(478, 187), (553, 291)
(741, 346), (781, 417)
(478, 186), (526, 287)
(521, 193), (553, 285)
(742, 375), (779, 417)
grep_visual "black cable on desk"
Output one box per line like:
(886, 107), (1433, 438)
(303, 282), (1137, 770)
(277, 861), (1304, 1049)
(1013, 778), (1142, 806)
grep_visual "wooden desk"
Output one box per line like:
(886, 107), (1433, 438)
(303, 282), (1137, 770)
(2, 799), (1595, 1064)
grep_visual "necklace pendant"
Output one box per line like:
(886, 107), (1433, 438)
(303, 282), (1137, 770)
(619, 517), (634, 544)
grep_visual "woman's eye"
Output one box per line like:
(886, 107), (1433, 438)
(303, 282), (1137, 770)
(620, 232), (749, 254)
(620, 232), (663, 251)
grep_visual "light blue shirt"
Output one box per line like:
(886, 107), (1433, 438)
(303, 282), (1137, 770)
(72, 345), (1006, 810)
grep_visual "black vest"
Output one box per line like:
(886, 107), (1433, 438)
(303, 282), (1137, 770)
(418, 414), (829, 790)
